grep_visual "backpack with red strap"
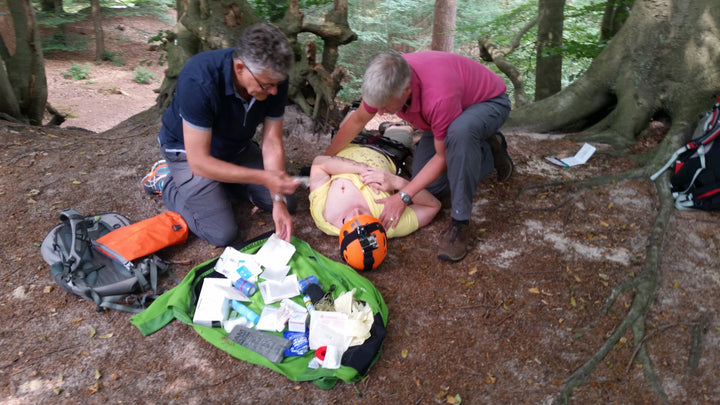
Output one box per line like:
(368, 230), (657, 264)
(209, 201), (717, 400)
(651, 92), (720, 210)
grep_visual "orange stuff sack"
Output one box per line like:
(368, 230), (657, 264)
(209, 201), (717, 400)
(93, 211), (188, 264)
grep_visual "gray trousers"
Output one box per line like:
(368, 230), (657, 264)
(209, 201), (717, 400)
(411, 93), (511, 221)
(160, 141), (296, 246)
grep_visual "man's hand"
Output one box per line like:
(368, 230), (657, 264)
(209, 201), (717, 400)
(265, 170), (301, 196)
(361, 167), (404, 193)
(272, 202), (293, 242)
(375, 193), (406, 229)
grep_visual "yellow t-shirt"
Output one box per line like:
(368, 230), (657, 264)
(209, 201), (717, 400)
(309, 145), (419, 238)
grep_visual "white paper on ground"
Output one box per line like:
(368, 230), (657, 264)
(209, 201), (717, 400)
(545, 143), (596, 167)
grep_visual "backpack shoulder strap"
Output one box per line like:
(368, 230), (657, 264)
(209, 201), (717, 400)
(58, 208), (92, 273)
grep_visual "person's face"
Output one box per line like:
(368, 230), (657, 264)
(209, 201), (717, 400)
(235, 61), (282, 100)
(375, 84), (411, 115)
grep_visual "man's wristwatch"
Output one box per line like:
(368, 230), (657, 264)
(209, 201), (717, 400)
(398, 191), (413, 205)
(273, 194), (287, 204)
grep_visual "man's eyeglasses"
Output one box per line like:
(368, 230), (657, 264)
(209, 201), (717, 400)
(245, 63), (277, 92)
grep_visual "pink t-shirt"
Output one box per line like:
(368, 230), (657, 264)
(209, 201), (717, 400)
(364, 51), (507, 140)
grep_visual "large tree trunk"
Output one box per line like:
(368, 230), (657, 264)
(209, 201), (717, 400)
(535, 0), (565, 101)
(91, 0), (105, 62)
(155, 0), (356, 123)
(431, 0), (456, 52)
(505, 3), (720, 401)
(505, 0), (720, 154)
(0, 0), (47, 125)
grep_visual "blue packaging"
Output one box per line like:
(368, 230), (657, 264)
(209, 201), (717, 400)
(283, 331), (309, 357)
(234, 277), (257, 296)
(298, 275), (319, 293)
(235, 265), (253, 280)
(230, 300), (260, 326)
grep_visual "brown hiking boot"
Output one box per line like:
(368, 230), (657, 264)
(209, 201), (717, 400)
(437, 221), (472, 262)
(488, 131), (514, 182)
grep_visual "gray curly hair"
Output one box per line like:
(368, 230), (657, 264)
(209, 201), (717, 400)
(233, 23), (293, 80)
(361, 53), (411, 108)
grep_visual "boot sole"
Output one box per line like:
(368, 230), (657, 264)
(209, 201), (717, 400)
(437, 251), (467, 262)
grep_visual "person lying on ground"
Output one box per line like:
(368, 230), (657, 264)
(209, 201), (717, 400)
(308, 128), (441, 238)
(323, 51), (513, 262)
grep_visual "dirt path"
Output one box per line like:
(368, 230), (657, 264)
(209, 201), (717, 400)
(44, 15), (170, 133)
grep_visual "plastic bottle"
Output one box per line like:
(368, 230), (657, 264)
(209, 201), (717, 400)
(234, 277), (257, 296)
(303, 295), (315, 313)
(230, 300), (260, 326)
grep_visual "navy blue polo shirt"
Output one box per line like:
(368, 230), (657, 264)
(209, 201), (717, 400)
(158, 48), (289, 161)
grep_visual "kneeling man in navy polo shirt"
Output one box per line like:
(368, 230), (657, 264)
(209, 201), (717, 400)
(152, 23), (300, 246)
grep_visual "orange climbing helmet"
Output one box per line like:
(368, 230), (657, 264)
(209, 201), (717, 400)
(338, 215), (387, 271)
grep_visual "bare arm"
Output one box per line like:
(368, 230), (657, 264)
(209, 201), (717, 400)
(183, 118), (299, 241)
(308, 154), (372, 191)
(182, 119), (299, 195)
(363, 168), (440, 228)
(377, 139), (447, 229)
(261, 118), (298, 242)
(324, 104), (374, 156)
(183, 121), (267, 184)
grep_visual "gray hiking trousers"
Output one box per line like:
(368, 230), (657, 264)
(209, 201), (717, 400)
(411, 93), (511, 222)
(160, 141), (296, 246)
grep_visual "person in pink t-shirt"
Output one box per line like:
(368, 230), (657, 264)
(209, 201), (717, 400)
(324, 51), (513, 262)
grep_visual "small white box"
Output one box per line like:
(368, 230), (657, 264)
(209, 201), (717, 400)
(193, 278), (231, 327)
(288, 311), (308, 332)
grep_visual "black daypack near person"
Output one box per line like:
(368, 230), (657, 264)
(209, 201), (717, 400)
(650, 92), (720, 211)
(351, 124), (413, 178)
(41, 209), (185, 313)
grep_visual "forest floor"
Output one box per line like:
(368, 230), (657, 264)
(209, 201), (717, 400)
(2, 12), (720, 405)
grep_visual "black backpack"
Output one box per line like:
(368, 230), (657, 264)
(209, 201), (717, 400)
(651, 93), (720, 210)
(41, 209), (172, 312)
(351, 129), (413, 178)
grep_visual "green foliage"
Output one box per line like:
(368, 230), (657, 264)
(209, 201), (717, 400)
(35, 0), (174, 54)
(132, 66), (156, 84)
(102, 51), (125, 66)
(319, 0), (608, 106)
(62, 62), (92, 80)
(42, 31), (92, 53)
(472, 0), (605, 100)
(248, 0), (332, 22)
(334, 0), (434, 104)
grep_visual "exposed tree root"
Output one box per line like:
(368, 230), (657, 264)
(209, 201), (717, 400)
(512, 136), (690, 404)
(552, 171), (674, 405)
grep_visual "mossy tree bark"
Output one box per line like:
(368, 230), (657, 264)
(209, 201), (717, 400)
(155, 0), (356, 123)
(506, 0), (720, 155)
(0, 0), (48, 125)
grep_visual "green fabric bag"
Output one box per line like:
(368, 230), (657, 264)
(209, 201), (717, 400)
(130, 235), (388, 389)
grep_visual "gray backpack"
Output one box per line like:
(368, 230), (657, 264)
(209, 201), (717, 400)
(41, 209), (171, 313)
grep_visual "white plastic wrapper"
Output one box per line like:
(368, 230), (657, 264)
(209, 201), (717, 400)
(258, 274), (300, 304)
